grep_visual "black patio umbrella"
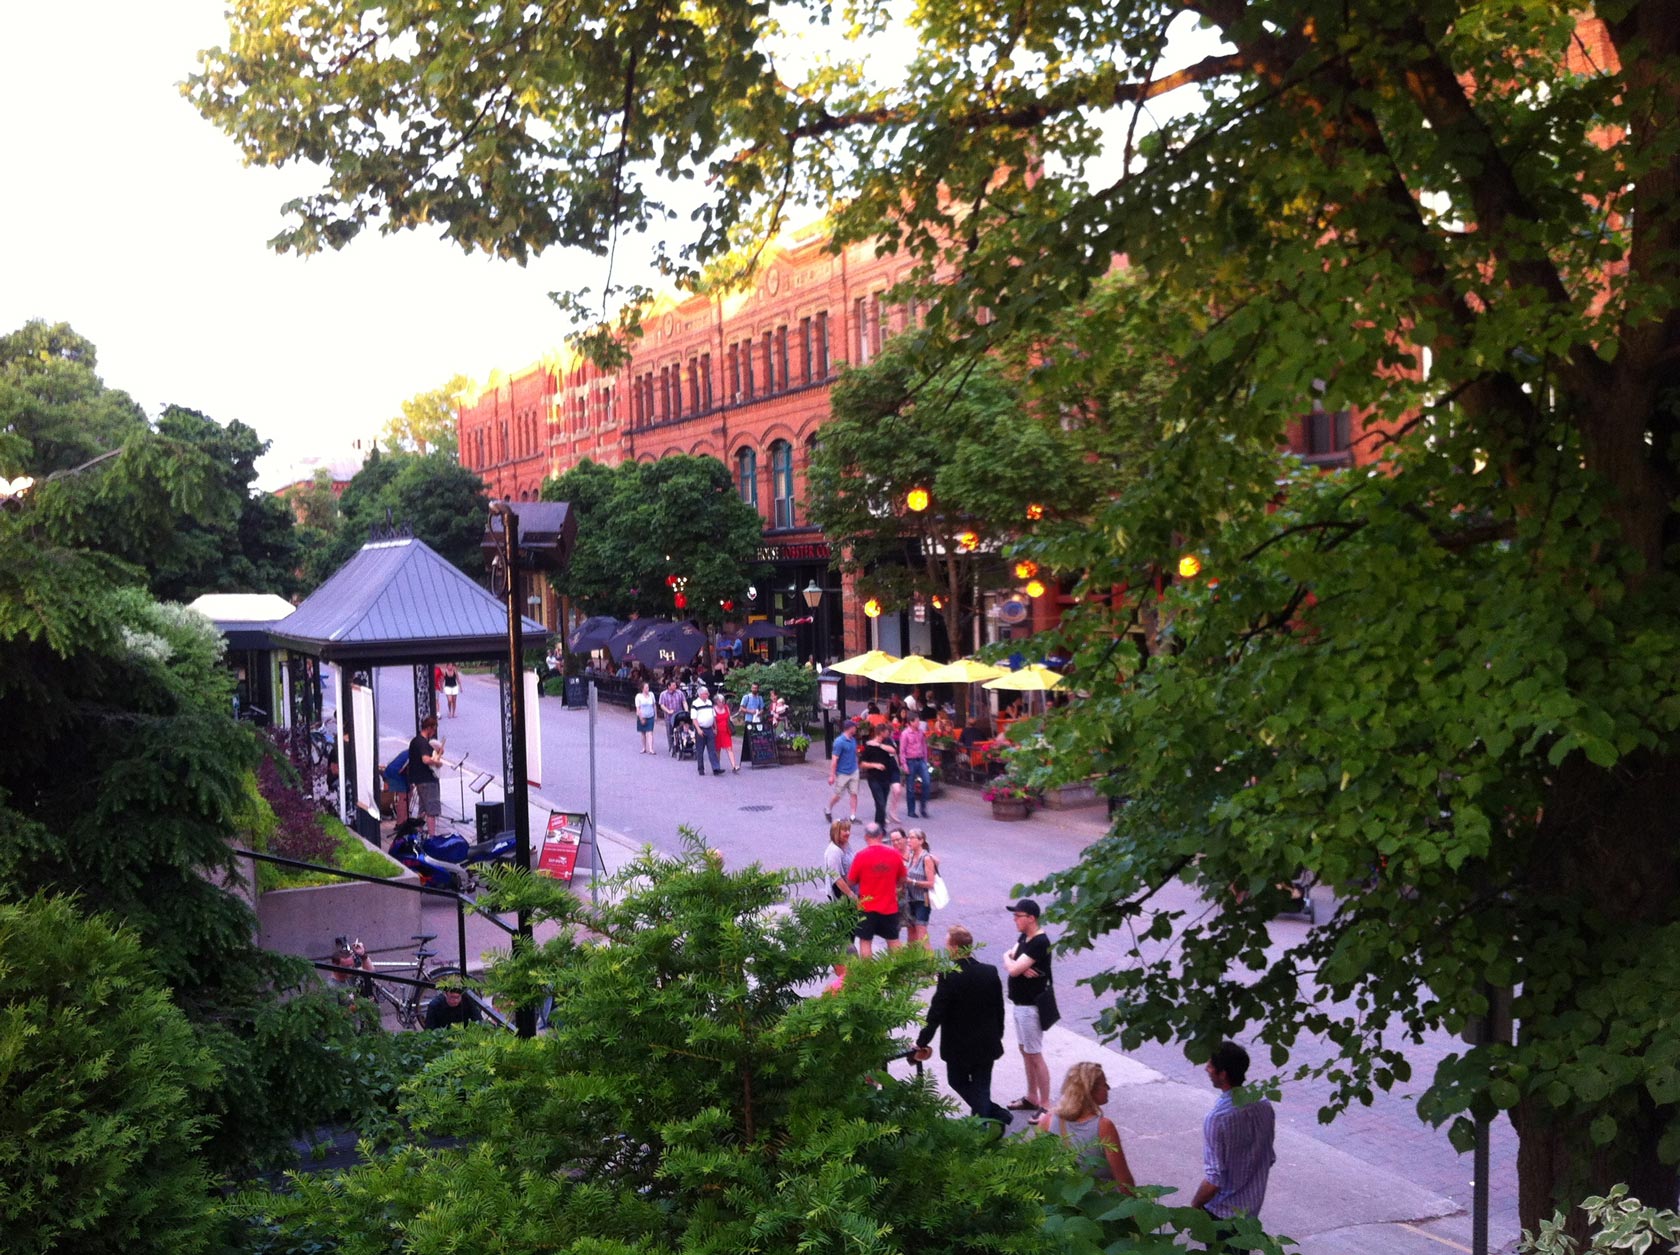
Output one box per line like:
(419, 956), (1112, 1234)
(624, 621), (707, 668)
(739, 620), (796, 640)
(606, 617), (667, 658)
(567, 615), (623, 653)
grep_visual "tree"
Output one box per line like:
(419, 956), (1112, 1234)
(0, 319), (146, 475)
(380, 375), (467, 458)
(0, 895), (219, 1255)
(305, 446), (489, 586)
(189, 2), (1680, 1231)
(542, 455), (768, 626)
(807, 332), (1106, 664)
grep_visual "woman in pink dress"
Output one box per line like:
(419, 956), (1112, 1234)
(714, 693), (740, 772)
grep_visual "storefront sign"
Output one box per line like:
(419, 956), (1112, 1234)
(757, 540), (832, 563)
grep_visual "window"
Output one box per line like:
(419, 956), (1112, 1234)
(700, 353), (713, 408)
(688, 357), (700, 413)
(741, 340), (756, 399)
(735, 447), (758, 510)
(1305, 409), (1352, 456)
(762, 331), (776, 393)
(728, 344), (740, 400)
(658, 367), (670, 421)
(770, 440), (795, 529)
(853, 297), (872, 364)
(799, 317), (813, 384)
(815, 310), (830, 377)
(776, 325), (790, 389)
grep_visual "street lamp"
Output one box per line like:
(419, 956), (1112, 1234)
(905, 486), (930, 512)
(803, 580), (827, 667)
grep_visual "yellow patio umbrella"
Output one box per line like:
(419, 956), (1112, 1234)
(921, 658), (1009, 685)
(982, 664), (1065, 692)
(830, 649), (899, 676)
(864, 653), (947, 685)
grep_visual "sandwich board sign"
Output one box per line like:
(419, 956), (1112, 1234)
(537, 810), (587, 882)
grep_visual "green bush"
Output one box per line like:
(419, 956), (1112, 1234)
(722, 659), (817, 710)
(0, 895), (218, 1255)
(258, 815), (403, 892)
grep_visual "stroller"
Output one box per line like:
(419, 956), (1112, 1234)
(668, 712), (697, 760)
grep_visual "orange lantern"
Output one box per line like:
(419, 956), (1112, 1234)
(931, 595), (945, 610)
(864, 598), (882, 618)
(1014, 559), (1039, 580)
(1177, 554), (1202, 579)
(1025, 579), (1046, 598)
(1025, 502), (1044, 521)
(906, 487), (930, 512)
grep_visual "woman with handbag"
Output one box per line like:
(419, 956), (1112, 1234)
(903, 829), (940, 948)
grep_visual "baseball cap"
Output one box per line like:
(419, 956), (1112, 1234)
(1006, 899), (1041, 918)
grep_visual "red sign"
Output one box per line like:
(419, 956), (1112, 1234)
(537, 811), (587, 883)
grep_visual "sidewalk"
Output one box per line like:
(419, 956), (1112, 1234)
(370, 671), (1512, 1254)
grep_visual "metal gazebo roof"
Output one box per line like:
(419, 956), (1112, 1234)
(271, 536), (545, 664)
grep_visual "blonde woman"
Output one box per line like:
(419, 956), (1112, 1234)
(1035, 1062), (1136, 1189)
(903, 829), (939, 948)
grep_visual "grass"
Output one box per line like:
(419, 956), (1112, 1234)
(258, 815), (404, 892)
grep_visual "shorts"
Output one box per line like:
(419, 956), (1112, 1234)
(833, 771), (859, 797)
(636, 715), (654, 733)
(857, 910), (900, 942)
(1012, 1003), (1044, 1054)
(416, 781), (441, 817)
(908, 901), (931, 925)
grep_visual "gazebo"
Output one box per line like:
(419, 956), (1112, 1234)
(188, 591), (298, 726)
(271, 530), (545, 840)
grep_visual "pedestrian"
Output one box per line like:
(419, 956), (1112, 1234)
(913, 923), (1011, 1124)
(1035, 1062), (1136, 1190)
(824, 819), (857, 903)
(860, 724), (895, 825)
(689, 684), (724, 775)
(825, 720), (861, 824)
(900, 714), (932, 819)
(659, 677), (688, 754)
(769, 688), (789, 730)
(407, 716), (446, 837)
(714, 689), (740, 772)
(381, 748), (411, 825)
(740, 680), (766, 731)
(846, 822), (906, 958)
(1190, 1041), (1277, 1237)
(883, 721), (906, 823)
(442, 664), (460, 717)
(1003, 898), (1053, 1115)
(903, 829), (938, 948)
(634, 681), (658, 754)
(422, 984), (484, 1030)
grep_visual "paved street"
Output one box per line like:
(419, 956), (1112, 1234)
(359, 666), (1521, 1253)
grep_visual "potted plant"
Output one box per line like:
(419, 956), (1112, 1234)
(778, 732), (812, 765)
(982, 776), (1034, 821)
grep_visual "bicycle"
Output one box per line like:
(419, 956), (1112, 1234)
(335, 933), (464, 1031)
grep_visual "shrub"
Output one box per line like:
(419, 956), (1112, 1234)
(0, 895), (218, 1255)
(722, 659), (817, 709)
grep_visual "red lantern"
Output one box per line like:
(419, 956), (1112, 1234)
(721, 599), (734, 612)
(674, 592), (688, 609)
(666, 574), (679, 587)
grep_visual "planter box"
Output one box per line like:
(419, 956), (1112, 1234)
(1042, 781), (1102, 810)
(256, 837), (423, 963)
(777, 746), (810, 765)
(990, 798), (1032, 822)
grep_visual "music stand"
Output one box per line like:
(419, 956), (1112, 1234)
(461, 770), (494, 826)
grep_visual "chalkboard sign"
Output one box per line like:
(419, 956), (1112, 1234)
(563, 677), (586, 708)
(749, 731), (779, 768)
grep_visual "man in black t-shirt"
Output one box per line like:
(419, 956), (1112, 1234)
(1002, 898), (1053, 1114)
(407, 715), (445, 835)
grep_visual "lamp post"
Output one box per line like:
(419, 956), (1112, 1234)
(486, 503), (536, 1038)
(802, 579), (826, 667)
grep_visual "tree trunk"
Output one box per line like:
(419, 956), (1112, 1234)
(1514, 749), (1680, 1238)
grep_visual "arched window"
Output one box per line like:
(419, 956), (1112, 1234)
(770, 440), (795, 529)
(735, 447), (759, 511)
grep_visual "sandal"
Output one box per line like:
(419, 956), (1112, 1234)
(1005, 1097), (1041, 1112)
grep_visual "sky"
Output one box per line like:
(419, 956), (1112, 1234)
(0, 2), (621, 490)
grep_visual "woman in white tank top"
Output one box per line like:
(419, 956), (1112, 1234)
(1036, 1062), (1136, 1189)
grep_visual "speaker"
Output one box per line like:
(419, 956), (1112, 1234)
(475, 801), (505, 843)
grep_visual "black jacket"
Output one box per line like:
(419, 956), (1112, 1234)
(917, 955), (1005, 1066)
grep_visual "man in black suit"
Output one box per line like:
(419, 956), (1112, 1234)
(913, 923), (1011, 1124)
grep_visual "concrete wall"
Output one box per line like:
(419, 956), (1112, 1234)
(255, 838), (425, 963)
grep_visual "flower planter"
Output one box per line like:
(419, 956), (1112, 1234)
(254, 837), (422, 962)
(777, 745), (809, 765)
(990, 798), (1032, 821)
(1042, 781), (1101, 810)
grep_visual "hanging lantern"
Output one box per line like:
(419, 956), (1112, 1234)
(1025, 502), (1044, 521)
(931, 594), (945, 610)
(1178, 554), (1202, 579)
(674, 591), (688, 609)
(721, 599), (734, 612)
(864, 598), (882, 618)
(1025, 579), (1046, 599)
(1014, 559), (1039, 580)
(666, 573), (679, 587)
(906, 487), (930, 512)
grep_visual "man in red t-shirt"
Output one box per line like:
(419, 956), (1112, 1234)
(846, 822), (907, 958)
